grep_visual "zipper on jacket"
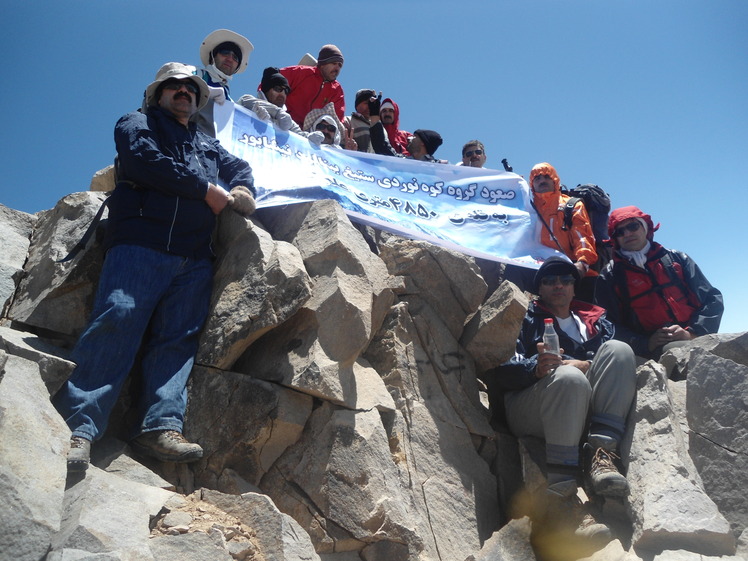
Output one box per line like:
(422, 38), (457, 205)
(167, 198), (179, 252)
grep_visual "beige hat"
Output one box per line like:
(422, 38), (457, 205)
(200, 29), (254, 74)
(144, 62), (209, 111)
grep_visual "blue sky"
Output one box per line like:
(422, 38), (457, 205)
(2, 1), (745, 333)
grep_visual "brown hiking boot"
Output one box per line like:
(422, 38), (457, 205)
(130, 430), (203, 463)
(586, 444), (629, 497)
(67, 436), (91, 472)
(531, 492), (612, 561)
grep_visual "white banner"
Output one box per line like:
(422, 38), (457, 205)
(215, 102), (558, 268)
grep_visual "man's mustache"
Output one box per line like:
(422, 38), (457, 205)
(174, 91), (192, 102)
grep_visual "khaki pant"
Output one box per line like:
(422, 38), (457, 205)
(504, 340), (636, 466)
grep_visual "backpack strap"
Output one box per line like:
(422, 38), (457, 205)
(56, 196), (111, 263)
(561, 196), (581, 232)
(531, 201), (565, 253)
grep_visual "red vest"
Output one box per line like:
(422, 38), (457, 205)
(614, 250), (701, 332)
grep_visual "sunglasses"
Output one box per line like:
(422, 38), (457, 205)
(464, 149), (483, 157)
(216, 49), (239, 62)
(540, 275), (576, 287)
(316, 123), (337, 133)
(613, 221), (642, 237)
(162, 80), (199, 95)
(271, 85), (290, 94)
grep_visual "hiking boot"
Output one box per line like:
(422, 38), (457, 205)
(67, 436), (91, 472)
(531, 492), (612, 561)
(586, 444), (629, 497)
(130, 430), (203, 463)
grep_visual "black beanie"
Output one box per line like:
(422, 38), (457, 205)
(261, 67), (289, 94)
(414, 129), (443, 156)
(533, 256), (580, 293)
(355, 89), (375, 107)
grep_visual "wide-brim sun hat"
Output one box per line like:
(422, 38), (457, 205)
(200, 29), (254, 74)
(144, 62), (209, 111)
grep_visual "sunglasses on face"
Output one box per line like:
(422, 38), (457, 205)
(613, 221), (642, 237)
(216, 49), (239, 62)
(162, 80), (199, 95)
(540, 275), (576, 287)
(316, 123), (337, 133)
(271, 85), (290, 94)
(464, 149), (483, 157)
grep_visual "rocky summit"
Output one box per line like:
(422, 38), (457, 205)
(1, 176), (747, 561)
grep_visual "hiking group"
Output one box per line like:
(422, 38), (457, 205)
(51, 27), (724, 560)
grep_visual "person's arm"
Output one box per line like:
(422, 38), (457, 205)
(331, 83), (346, 122)
(676, 251), (724, 335)
(216, 142), (254, 196)
(114, 112), (209, 199)
(369, 122), (400, 157)
(570, 201), (598, 272)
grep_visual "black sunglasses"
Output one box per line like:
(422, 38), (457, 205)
(465, 149), (483, 157)
(613, 222), (642, 237)
(162, 80), (199, 95)
(316, 123), (337, 133)
(540, 275), (576, 287)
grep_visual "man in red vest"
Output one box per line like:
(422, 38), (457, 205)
(594, 206), (723, 359)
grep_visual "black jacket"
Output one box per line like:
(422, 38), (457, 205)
(107, 106), (254, 260)
(485, 299), (615, 393)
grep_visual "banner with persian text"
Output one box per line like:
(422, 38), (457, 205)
(215, 102), (558, 267)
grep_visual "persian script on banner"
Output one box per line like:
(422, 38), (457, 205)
(214, 102), (559, 268)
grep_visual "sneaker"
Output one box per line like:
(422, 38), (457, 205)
(586, 444), (629, 497)
(67, 436), (91, 472)
(130, 430), (203, 463)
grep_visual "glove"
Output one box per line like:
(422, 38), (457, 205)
(368, 93), (381, 117)
(275, 110), (295, 131)
(228, 185), (256, 216)
(208, 85), (226, 105)
(252, 104), (271, 122)
(306, 131), (325, 146)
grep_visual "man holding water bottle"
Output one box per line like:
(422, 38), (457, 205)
(485, 256), (637, 551)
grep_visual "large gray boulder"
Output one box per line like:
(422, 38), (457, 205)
(196, 210), (312, 369)
(686, 346), (748, 537)
(0, 325), (74, 394)
(0, 352), (69, 561)
(51, 467), (172, 559)
(0, 203), (36, 317)
(625, 361), (735, 556)
(7, 191), (107, 339)
(185, 365), (313, 492)
(461, 280), (529, 374)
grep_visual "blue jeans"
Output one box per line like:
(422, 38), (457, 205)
(54, 245), (213, 441)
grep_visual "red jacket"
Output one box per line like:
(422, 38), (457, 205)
(278, 65), (345, 127)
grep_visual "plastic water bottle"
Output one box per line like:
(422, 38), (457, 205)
(543, 318), (561, 356)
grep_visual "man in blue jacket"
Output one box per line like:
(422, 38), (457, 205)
(486, 257), (637, 549)
(55, 62), (255, 472)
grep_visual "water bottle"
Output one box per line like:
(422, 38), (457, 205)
(542, 318), (561, 356)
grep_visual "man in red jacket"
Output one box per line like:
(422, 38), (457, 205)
(280, 45), (346, 127)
